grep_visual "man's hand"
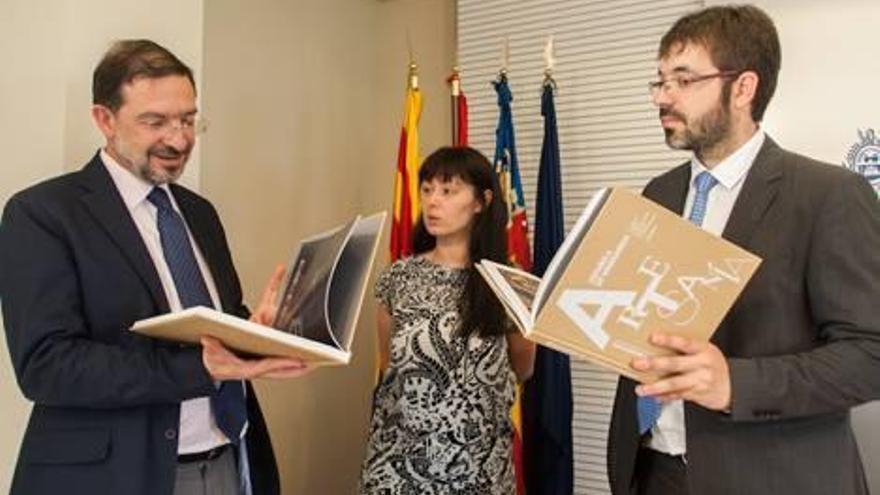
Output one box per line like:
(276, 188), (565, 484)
(201, 336), (311, 380)
(632, 332), (731, 412)
(249, 264), (286, 326)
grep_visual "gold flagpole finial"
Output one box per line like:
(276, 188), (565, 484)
(408, 61), (419, 90)
(406, 30), (418, 90)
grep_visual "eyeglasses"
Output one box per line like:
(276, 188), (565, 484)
(136, 115), (209, 137)
(648, 71), (741, 97)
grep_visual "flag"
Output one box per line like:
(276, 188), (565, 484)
(522, 78), (573, 495)
(389, 63), (422, 261)
(493, 73), (532, 272)
(492, 72), (531, 495)
(448, 69), (469, 146)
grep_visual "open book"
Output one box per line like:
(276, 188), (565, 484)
(131, 212), (387, 366)
(477, 188), (761, 382)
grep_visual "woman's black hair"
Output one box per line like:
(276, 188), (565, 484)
(412, 146), (510, 339)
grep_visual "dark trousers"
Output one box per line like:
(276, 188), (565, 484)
(634, 448), (689, 495)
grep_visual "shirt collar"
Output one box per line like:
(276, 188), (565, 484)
(101, 148), (173, 211)
(690, 129), (765, 190)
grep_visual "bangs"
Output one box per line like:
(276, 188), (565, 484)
(419, 156), (471, 185)
(417, 146), (494, 192)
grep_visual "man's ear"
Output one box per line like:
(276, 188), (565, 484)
(91, 105), (116, 139)
(731, 70), (759, 114)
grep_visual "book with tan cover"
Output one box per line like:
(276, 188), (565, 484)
(478, 188), (761, 383)
(130, 212), (387, 366)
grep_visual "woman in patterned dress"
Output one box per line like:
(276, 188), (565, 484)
(359, 146), (536, 494)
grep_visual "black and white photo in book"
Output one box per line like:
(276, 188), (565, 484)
(131, 212), (387, 365)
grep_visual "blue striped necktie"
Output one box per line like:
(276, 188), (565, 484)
(637, 171), (718, 435)
(147, 187), (248, 445)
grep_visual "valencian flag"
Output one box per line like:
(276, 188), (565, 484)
(389, 63), (422, 261)
(493, 73), (532, 272)
(522, 77), (574, 495)
(492, 71), (531, 495)
(448, 68), (468, 146)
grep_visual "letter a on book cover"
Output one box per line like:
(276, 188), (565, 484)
(478, 188), (761, 383)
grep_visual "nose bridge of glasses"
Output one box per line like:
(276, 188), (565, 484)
(661, 78), (678, 93)
(161, 116), (199, 137)
(160, 122), (186, 139)
(649, 77), (680, 97)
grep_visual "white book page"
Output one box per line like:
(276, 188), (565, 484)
(477, 260), (540, 333)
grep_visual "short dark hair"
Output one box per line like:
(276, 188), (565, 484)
(92, 39), (195, 111)
(412, 146), (510, 339)
(659, 4), (781, 122)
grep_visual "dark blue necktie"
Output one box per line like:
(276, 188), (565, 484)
(637, 171), (719, 435)
(147, 187), (248, 445)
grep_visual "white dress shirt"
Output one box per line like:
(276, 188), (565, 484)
(101, 150), (230, 455)
(647, 130), (766, 455)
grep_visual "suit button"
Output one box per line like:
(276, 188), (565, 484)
(165, 429), (177, 440)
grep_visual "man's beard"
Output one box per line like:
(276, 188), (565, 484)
(661, 92), (732, 158)
(114, 139), (189, 185)
(136, 145), (188, 185)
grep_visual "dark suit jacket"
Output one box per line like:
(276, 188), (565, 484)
(0, 153), (280, 495)
(607, 138), (880, 495)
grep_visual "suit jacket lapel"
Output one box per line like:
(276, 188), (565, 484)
(78, 153), (169, 313)
(722, 137), (784, 247)
(648, 163), (690, 214)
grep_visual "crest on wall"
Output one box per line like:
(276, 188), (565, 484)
(845, 129), (880, 196)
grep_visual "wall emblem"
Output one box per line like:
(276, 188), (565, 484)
(845, 129), (880, 195)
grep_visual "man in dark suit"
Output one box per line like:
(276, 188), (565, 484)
(607, 5), (880, 495)
(0, 40), (309, 495)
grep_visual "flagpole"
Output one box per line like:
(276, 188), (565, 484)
(450, 67), (460, 145)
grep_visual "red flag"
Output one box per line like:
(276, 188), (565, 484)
(448, 69), (468, 146)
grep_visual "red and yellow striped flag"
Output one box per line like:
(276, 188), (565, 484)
(390, 63), (422, 261)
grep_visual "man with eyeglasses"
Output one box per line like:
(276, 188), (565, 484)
(0, 40), (310, 495)
(607, 5), (879, 495)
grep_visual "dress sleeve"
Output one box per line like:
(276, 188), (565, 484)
(374, 265), (395, 311)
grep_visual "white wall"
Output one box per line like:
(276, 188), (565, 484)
(753, 0), (880, 165)
(0, 1), (204, 491)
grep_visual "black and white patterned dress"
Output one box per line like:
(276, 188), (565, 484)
(359, 256), (516, 495)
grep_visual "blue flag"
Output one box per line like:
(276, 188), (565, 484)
(523, 79), (574, 495)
